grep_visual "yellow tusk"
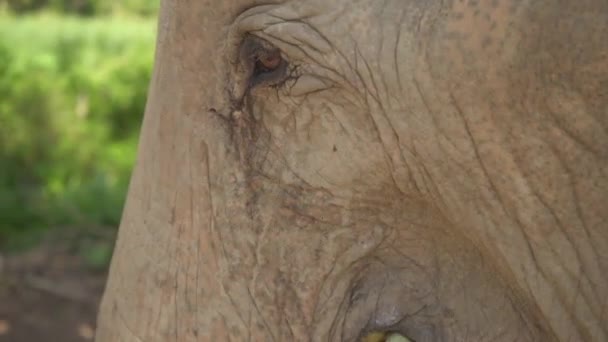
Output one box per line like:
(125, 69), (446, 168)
(386, 333), (412, 342)
(361, 332), (388, 342)
(361, 331), (412, 342)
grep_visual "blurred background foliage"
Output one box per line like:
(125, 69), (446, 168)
(0, 0), (157, 261)
(3, 0), (159, 16)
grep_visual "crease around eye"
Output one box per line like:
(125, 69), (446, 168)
(287, 74), (334, 97)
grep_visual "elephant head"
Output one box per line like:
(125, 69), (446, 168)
(96, 0), (608, 341)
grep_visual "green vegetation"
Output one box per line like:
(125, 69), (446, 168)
(2, 0), (160, 16)
(0, 13), (156, 251)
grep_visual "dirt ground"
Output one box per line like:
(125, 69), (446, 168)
(0, 233), (110, 342)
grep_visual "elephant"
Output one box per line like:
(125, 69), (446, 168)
(95, 0), (608, 341)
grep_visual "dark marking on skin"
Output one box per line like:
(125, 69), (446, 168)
(333, 145), (338, 152)
(468, 0), (479, 8)
(482, 36), (493, 49)
(444, 31), (471, 42)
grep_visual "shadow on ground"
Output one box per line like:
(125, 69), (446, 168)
(0, 231), (112, 342)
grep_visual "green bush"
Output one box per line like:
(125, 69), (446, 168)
(3, 0), (159, 17)
(0, 14), (156, 248)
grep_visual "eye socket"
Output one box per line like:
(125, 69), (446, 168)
(239, 36), (289, 89)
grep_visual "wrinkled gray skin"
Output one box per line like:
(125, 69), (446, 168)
(96, 0), (608, 341)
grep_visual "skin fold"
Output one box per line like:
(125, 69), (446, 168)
(95, 0), (608, 341)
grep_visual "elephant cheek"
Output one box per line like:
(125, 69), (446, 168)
(95, 1), (275, 341)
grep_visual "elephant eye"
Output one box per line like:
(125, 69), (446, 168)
(250, 47), (288, 87)
(239, 36), (288, 88)
(254, 50), (281, 74)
